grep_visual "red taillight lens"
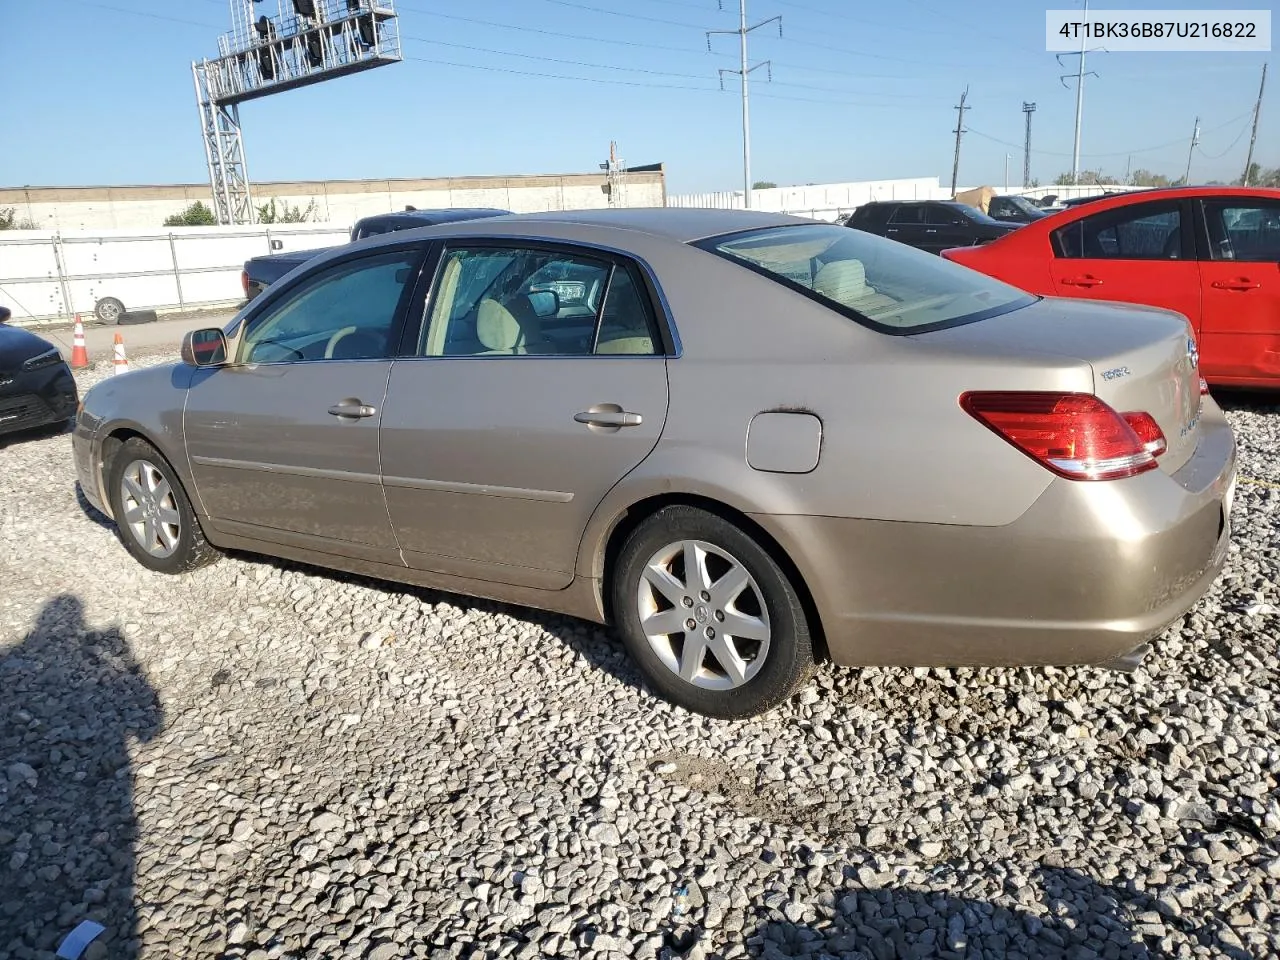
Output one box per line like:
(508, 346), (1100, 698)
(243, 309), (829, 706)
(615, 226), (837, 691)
(960, 391), (1162, 481)
(241, 270), (250, 296)
(1122, 412), (1168, 458)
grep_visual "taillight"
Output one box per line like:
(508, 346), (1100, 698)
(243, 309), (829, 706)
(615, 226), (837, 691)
(1122, 412), (1167, 458)
(960, 391), (1164, 481)
(241, 270), (250, 296)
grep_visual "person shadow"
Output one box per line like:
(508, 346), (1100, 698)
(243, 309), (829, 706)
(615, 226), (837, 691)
(744, 865), (1252, 960)
(0, 594), (161, 960)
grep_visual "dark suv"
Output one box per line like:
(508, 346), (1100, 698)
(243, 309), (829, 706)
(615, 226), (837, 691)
(844, 200), (1021, 255)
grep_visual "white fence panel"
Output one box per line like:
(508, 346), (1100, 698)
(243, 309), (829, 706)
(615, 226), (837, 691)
(0, 224), (352, 324)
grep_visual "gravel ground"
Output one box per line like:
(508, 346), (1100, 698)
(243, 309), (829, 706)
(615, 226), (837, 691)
(2, 358), (1279, 960)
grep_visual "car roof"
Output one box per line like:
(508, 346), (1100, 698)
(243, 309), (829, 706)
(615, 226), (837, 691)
(355, 208), (512, 225)
(477, 207), (818, 241)
(352, 207), (819, 244)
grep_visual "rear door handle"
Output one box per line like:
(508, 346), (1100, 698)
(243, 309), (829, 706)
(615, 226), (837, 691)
(1211, 279), (1260, 291)
(924, 228), (938, 234)
(1061, 275), (1104, 288)
(328, 399), (377, 419)
(575, 409), (643, 427)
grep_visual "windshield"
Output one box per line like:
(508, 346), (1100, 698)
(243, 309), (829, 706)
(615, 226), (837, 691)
(1000, 196), (1042, 216)
(698, 223), (1036, 333)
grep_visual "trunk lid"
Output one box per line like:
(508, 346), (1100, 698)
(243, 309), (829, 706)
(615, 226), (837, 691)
(914, 296), (1202, 474)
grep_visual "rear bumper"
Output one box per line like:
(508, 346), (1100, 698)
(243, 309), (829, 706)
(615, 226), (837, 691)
(0, 363), (78, 437)
(754, 402), (1237, 668)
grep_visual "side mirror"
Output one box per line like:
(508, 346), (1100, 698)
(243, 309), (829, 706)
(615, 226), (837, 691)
(182, 328), (229, 367)
(527, 289), (561, 318)
(0, 306), (10, 324)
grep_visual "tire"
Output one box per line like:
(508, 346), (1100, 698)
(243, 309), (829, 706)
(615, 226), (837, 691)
(94, 297), (126, 324)
(105, 437), (220, 574)
(611, 505), (814, 719)
(117, 309), (158, 326)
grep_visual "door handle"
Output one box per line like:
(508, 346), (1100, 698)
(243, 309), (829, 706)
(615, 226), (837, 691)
(924, 228), (938, 234)
(575, 410), (643, 427)
(1061, 275), (1104, 288)
(327, 399), (377, 419)
(1211, 279), (1260, 291)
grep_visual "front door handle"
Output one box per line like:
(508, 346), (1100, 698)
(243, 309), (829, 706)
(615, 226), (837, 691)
(1061, 275), (1104, 288)
(328, 399), (377, 419)
(1211, 278), (1260, 291)
(924, 228), (938, 234)
(575, 410), (643, 428)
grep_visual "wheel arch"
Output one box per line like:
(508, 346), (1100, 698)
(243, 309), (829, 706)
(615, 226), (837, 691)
(593, 492), (831, 664)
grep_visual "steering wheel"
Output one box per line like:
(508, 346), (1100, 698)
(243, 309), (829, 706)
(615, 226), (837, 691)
(325, 326), (385, 360)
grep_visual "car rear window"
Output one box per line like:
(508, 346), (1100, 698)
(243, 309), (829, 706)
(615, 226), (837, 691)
(696, 223), (1036, 333)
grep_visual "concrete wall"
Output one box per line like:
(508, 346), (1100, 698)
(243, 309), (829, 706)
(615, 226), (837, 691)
(0, 169), (667, 231)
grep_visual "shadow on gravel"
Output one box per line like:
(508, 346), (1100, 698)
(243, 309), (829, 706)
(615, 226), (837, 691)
(1210, 387), (1280, 413)
(0, 418), (73, 450)
(743, 866), (1251, 960)
(0, 594), (160, 960)
(222, 550), (653, 695)
(73, 481), (115, 532)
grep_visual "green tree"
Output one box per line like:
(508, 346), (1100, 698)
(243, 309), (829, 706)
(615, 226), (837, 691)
(752, 181), (777, 190)
(1054, 169), (1120, 187)
(1238, 164), (1280, 187)
(256, 198), (317, 224)
(0, 207), (40, 230)
(164, 202), (218, 227)
(1128, 169), (1180, 187)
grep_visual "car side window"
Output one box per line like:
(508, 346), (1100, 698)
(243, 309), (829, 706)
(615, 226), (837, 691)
(1201, 200), (1280, 262)
(1052, 202), (1184, 260)
(238, 249), (422, 364)
(887, 205), (925, 225)
(926, 204), (964, 226)
(419, 246), (659, 357)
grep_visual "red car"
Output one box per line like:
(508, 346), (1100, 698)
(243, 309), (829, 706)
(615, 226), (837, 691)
(942, 186), (1280, 388)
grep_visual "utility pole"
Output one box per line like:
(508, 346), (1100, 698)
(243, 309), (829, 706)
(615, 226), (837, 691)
(1022, 102), (1036, 187)
(708, 1), (781, 211)
(1005, 154), (1011, 192)
(1183, 116), (1200, 186)
(950, 85), (969, 198)
(1057, 0), (1102, 185)
(1242, 62), (1268, 186)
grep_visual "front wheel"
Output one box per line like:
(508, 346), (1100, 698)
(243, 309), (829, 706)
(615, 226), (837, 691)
(611, 505), (814, 719)
(105, 437), (220, 574)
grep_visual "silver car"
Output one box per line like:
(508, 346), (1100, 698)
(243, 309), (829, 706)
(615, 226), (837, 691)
(72, 209), (1237, 718)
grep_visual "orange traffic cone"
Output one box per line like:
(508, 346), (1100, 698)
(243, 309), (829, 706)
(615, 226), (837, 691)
(70, 314), (90, 369)
(112, 332), (130, 375)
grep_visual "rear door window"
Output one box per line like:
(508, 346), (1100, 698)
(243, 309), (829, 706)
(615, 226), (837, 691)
(1052, 201), (1185, 260)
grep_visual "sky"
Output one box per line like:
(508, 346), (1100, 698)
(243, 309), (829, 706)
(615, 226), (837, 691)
(1, 0), (1275, 196)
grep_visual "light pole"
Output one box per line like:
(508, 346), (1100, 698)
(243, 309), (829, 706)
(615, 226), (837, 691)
(1005, 154), (1011, 192)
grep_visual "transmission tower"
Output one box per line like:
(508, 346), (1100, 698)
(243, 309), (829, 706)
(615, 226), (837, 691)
(193, 0), (403, 225)
(1057, 0), (1105, 185)
(602, 141), (628, 207)
(950, 86), (969, 198)
(707, 0), (782, 211)
(1021, 102), (1036, 187)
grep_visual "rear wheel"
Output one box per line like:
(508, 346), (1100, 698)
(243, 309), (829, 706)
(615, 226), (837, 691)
(106, 437), (220, 574)
(611, 505), (814, 719)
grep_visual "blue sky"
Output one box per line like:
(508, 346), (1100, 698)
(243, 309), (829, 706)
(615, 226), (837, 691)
(1, 0), (1275, 194)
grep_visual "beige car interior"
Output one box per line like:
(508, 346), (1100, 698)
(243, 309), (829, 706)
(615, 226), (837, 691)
(423, 249), (660, 357)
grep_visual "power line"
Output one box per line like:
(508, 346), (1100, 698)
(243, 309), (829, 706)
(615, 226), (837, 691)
(399, 6), (930, 82)
(967, 111), (1255, 161)
(60, 0), (218, 28)
(399, 33), (947, 100)
(1196, 113), (1251, 160)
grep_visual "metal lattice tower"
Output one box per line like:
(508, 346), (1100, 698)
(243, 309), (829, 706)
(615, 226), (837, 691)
(603, 141), (627, 207)
(193, 0), (403, 224)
